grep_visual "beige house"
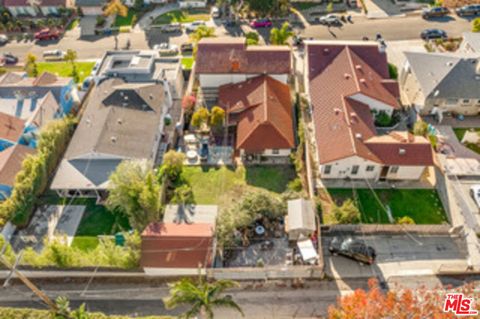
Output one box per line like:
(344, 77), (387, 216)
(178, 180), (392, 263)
(305, 41), (434, 182)
(400, 52), (480, 116)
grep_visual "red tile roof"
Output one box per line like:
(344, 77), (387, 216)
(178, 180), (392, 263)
(4, 0), (66, 6)
(0, 144), (35, 187)
(0, 112), (25, 143)
(141, 222), (214, 268)
(306, 42), (431, 166)
(196, 38), (291, 75)
(218, 75), (295, 152)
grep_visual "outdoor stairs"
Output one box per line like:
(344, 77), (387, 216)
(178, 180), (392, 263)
(197, 87), (218, 108)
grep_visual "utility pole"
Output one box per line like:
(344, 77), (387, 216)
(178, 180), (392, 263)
(0, 253), (57, 311)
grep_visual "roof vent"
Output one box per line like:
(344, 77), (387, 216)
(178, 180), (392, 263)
(333, 108), (342, 115)
(120, 91), (124, 96)
(117, 118), (122, 124)
(355, 64), (362, 70)
(359, 78), (366, 84)
(149, 94), (154, 100)
(344, 73), (351, 79)
(399, 148), (406, 155)
(124, 96), (129, 101)
(111, 136), (117, 143)
(323, 48), (330, 54)
(355, 133), (362, 140)
(446, 61), (454, 67)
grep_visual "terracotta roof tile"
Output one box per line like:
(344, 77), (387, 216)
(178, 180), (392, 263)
(0, 144), (35, 187)
(218, 75), (295, 152)
(196, 38), (291, 75)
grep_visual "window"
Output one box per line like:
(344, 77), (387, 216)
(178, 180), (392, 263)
(272, 149), (279, 155)
(366, 166), (375, 172)
(390, 166), (399, 174)
(446, 98), (457, 105)
(324, 165), (331, 174)
(351, 165), (359, 175)
(462, 99), (470, 104)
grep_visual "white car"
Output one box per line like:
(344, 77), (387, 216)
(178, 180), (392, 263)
(185, 21), (206, 32)
(153, 43), (179, 56)
(470, 185), (480, 209)
(0, 34), (8, 45)
(317, 14), (342, 26)
(211, 6), (220, 19)
(42, 49), (66, 60)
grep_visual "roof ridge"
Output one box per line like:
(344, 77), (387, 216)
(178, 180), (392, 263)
(345, 47), (361, 93)
(341, 96), (357, 156)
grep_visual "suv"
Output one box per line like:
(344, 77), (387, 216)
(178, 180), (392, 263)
(456, 4), (480, 17)
(34, 28), (60, 41)
(329, 237), (376, 265)
(43, 49), (65, 60)
(422, 7), (449, 19)
(160, 23), (181, 33)
(317, 14), (342, 26)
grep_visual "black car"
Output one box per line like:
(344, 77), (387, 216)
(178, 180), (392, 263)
(2, 53), (18, 65)
(422, 6), (449, 19)
(456, 4), (480, 17)
(420, 29), (447, 40)
(328, 237), (376, 265)
(180, 43), (193, 54)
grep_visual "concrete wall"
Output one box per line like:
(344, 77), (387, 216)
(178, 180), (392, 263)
(199, 73), (288, 88)
(349, 93), (394, 115)
(320, 156), (381, 180)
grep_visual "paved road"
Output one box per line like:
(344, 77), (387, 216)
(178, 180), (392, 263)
(0, 275), (477, 318)
(0, 14), (473, 63)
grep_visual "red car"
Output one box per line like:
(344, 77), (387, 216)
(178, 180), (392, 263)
(250, 18), (272, 28)
(34, 28), (60, 41)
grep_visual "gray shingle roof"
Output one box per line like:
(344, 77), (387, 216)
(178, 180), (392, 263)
(405, 51), (480, 100)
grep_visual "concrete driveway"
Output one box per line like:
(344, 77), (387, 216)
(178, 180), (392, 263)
(323, 233), (468, 280)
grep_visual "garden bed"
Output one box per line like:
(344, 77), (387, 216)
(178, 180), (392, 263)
(323, 188), (448, 224)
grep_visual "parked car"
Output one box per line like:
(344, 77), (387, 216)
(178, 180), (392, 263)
(456, 4), (480, 17)
(0, 35), (8, 45)
(250, 18), (272, 28)
(422, 7), (449, 19)
(470, 185), (480, 209)
(1, 53), (18, 65)
(153, 43), (179, 56)
(185, 21), (206, 32)
(181, 42), (193, 54)
(43, 49), (65, 60)
(329, 237), (376, 265)
(34, 28), (60, 41)
(317, 14), (342, 26)
(420, 29), (447, 40)
(211, 6), (221, 19)
(160, 23), (182, 33)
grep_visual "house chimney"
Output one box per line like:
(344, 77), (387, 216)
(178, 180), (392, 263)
(355, 133), (362, 140)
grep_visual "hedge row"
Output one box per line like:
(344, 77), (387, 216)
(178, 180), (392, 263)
(0, 307), (172, 319)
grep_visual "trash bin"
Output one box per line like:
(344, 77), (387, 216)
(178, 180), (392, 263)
(115, 232), (125, 246)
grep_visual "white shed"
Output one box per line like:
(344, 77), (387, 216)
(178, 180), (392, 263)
(286, 198), (316, 241)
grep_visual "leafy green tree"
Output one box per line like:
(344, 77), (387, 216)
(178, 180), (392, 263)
(326, 2), (334, 13)
(245, 31), (259, 45)
(472, 17), (480, 33)
(191, 107), (210, 128)
(171, 184), (195, 206)
(269, 22), (293, 45)
(106, 160), (162, 231)
(209, 106), (225, 128)
(374, 111), (392, 127)
(190, 25), (216, 43)
(413, 120), (428, 136)
(164, 277), (244, 319)
(52, 296), (90, 319)
(64, 49), (79, 83)
(160, 150), (186, 182)
(25, 53), (38, 77)
(331, 199), (360, 224)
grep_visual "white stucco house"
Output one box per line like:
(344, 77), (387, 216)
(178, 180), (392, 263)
(400, 51), (480, 116)
(305, 41), (434, 182)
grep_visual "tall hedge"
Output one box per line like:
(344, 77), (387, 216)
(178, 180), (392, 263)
(0, 116), (77, 227)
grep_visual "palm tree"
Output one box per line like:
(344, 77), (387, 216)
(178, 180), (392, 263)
(163, 277), (243, 319)
(269, 22), (293, 45)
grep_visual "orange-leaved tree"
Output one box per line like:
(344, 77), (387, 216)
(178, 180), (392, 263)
(328, 278), (479, 319)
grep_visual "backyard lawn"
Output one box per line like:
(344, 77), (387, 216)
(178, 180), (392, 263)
(181, 165), (296, 207)
(152, 9), (210, 25)
(114, 9), (137, 27)
(326, 188), (448, 224)
(453, 128), (480, 154)
(36, 62), (95, 83)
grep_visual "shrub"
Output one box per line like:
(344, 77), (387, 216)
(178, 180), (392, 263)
(191, 107), (209, 128)
(245, 31), (259, 45)
(388, 63), (398, 79)
(330, 199), (361, 224)
(0, 307), (172, 318)
(374, 111), (392, 127)
(472, 17), (480, 33)
(287, 178), (303, 192)
(413, 120), (428, 136)
(397, 216), (415, 225)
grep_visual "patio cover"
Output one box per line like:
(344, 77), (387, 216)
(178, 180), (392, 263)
(297, 238), (318, 264)
(287, 198), (316, 240)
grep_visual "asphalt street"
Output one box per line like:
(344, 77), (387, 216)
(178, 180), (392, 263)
(0, 275), (478, 318)
(0, 14), (473, 62)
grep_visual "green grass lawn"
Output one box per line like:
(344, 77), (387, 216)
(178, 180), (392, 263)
(181, 56), (194, 70)
(453, 128), (480, 154)
(66, 18), (79, 30)
(327, 188), (448, 224)
(153, 9), (210, 25)
(38, 194), (131, 251)
(114, 9), (137, 27)
(36, 62), (95, 83)
(181, 165), (296, 207)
